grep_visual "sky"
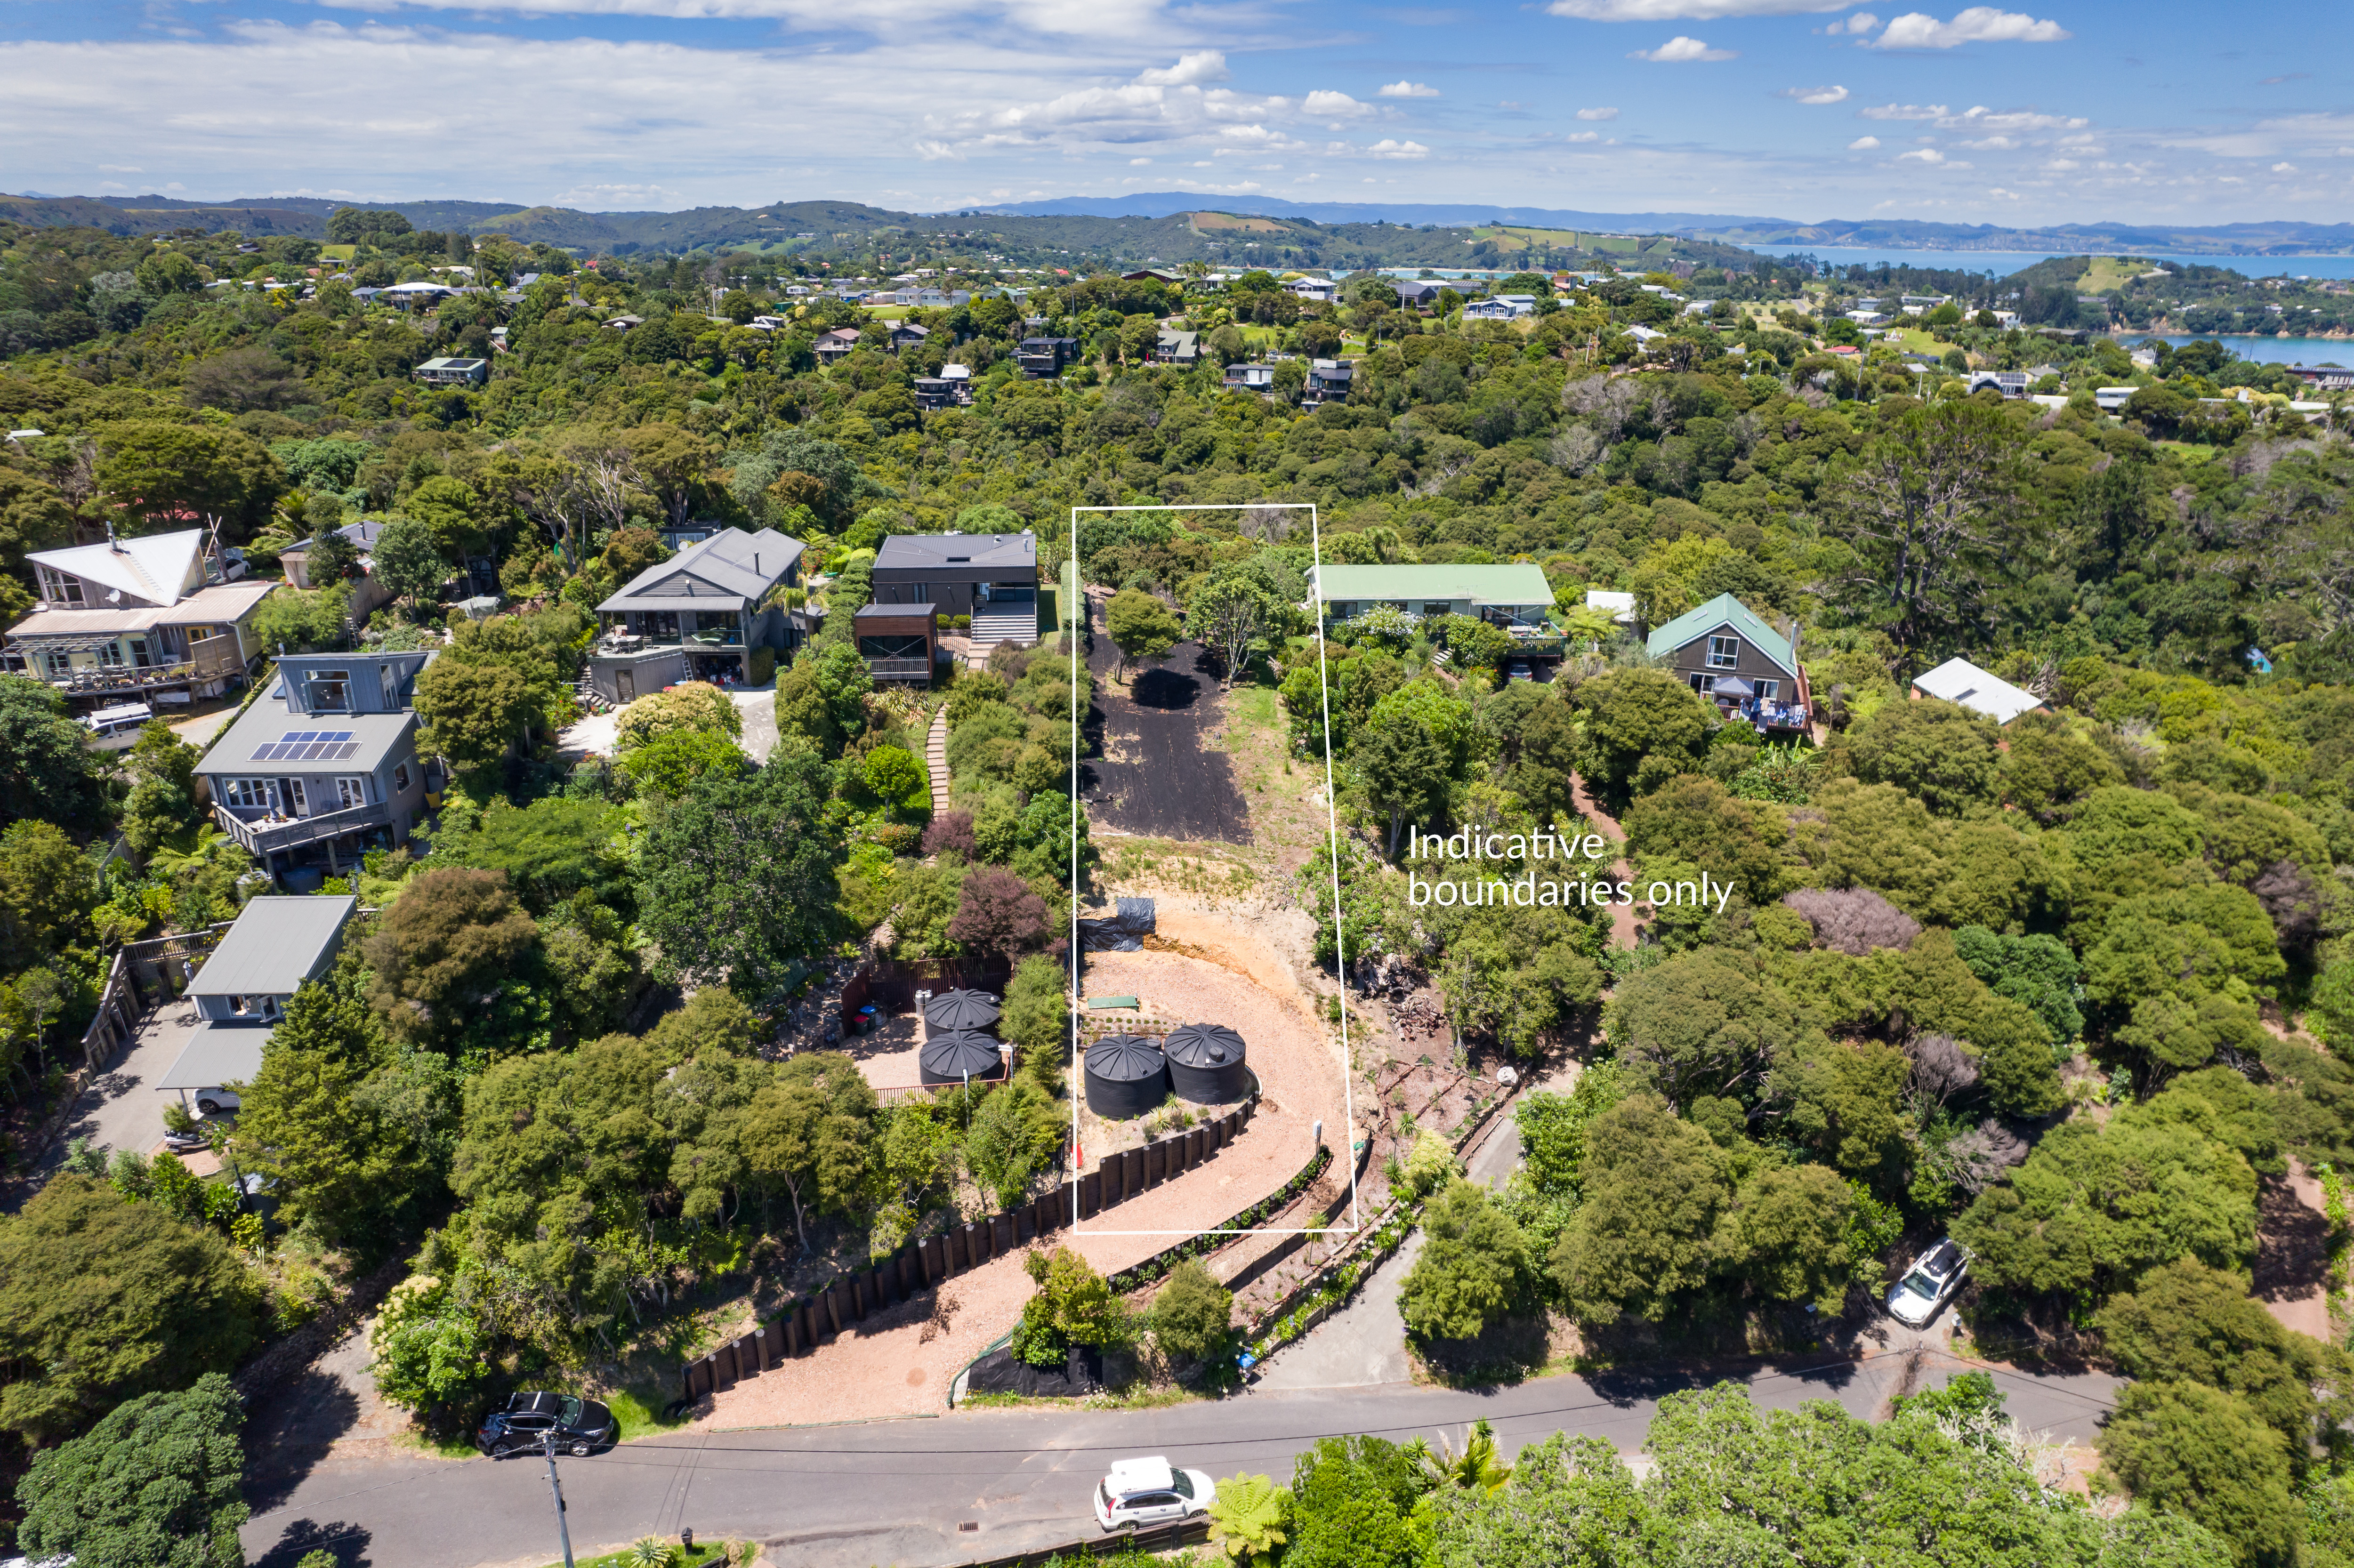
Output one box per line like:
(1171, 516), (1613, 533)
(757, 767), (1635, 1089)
(0, 0), (2348, 225)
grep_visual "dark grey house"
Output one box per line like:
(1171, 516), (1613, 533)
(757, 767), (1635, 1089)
(199, 651), (436, 882)
(871, 531), (1038, 620)
(589, 526), (805, 700)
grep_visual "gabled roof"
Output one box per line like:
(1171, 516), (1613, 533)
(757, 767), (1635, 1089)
(598, 527), (803, 612)
(1309, 563), (1554, 608)
(1645, 593), (1797, 674)
(28, 529), (206, 608)
(1911, 656), (2045, 725)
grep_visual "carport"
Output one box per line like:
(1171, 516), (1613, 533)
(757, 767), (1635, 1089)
(155, 1021), (271, 1113)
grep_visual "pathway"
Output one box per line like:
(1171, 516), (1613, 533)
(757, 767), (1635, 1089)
(925, 704), (951, 814)
(1570, 770), (1641, 951)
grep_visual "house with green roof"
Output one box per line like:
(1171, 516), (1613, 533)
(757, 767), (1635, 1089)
(1644, 593), (1813, 732)
(1306, 563), (1555, 628)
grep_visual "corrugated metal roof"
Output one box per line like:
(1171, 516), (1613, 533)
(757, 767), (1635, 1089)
(203, 694), (415, 776)
(1911, 656), (2045, 725)
(599, 527), (802, 612)
(25, 528), (204, 607)
(1645, 593), (1798, 674)
(187, 895), (357, 997)
(1309, 563), (1554, 607)
(157, 1021), (274, 1091)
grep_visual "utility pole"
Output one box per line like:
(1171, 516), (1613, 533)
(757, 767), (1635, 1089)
(540, 1433), (577, 1568)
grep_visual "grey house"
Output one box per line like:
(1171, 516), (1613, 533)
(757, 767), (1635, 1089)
(199, 651), (435, 881)
(871, 531), (1038, 620)
(160, 894), (358, 1114)
(590, 526), (806, 701)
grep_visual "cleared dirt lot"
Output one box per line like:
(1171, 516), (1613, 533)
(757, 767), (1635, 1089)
(1081, 597), (1250, 844)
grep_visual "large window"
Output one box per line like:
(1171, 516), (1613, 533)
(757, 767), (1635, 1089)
(36, 568), (83, 606)
(335, 776), (370, 810)
(306, 669), (351, 711)
(1707, 635), (1741, 670)
(220, 778), (271, 809)
(1755, 680), (1779, 703)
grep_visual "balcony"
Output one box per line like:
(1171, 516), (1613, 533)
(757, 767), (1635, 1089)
(863, 656), (933, 681)
(214, 798), (390, 857)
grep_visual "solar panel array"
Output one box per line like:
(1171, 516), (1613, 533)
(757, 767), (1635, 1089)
(250, 730), (361, 763)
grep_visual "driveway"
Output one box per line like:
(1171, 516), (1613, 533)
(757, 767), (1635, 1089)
(12, 997), (203, 1199)
(240, 1351), (2120, 1568)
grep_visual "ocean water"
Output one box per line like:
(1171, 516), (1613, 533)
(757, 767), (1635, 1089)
(1735, 245), (2354, 282)
(2128, 334), (2350, 367)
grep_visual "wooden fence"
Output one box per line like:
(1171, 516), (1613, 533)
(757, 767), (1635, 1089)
(954, 1516), (1210, 1568)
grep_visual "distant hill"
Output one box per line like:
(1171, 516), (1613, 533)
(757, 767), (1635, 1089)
(5, 190), (2349, 260)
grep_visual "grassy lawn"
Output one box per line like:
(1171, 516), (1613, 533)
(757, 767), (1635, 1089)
(606, 1386), (692, 1445)
(540, 1543), (733, 1568)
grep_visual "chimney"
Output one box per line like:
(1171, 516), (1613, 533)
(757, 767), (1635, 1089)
(106, 519), (124, 553)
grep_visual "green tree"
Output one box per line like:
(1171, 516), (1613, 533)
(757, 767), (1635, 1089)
(13, 1372), (248, 1568)
(370, 515), (447, 609)
(1575, 666), (1714, 810)
(118, 720), (201, 857)
(2098, 1380), (2300, 1568)
(1150, 1258), (1236, 1366)
(1105, 587), (1181, 682)
(0, 674), (105, 832)
(1726, 1163), (1860, 1313)
(414, 658), (538, 787)
(1355, 700), (1451, 857)
(1011, 1245), (1130, 1367)
(2092, 1257), (2326, 1459)
(1207, 1472), (1291, 1568)
(1000, 952), (1070, 1061)
(618, 730), (747, 799)
(1605, 949), (1808, 1109)
(1842, 695), (2002, 816)
(0, 1176), (263, 1443)
(1398, 1180), (1531, 1343)
(1287, 1434), (1427, 1568)
(637, 749), (841, 999)
(1622, 773), (1790, 904)
(615, 680), (741, 752)
(1549, 1096), (1731, 1325)
(363, 867), (547, 1058)
(96, 420), (287, 536)
(1187, 571), (1282, 688)
(774, 642), (872, 758)
(741, 1050), (878, 1251)
(0, 816), (102, 972)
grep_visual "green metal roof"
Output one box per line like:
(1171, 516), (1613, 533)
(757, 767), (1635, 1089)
(1310, 563), (1554, 607)
(1645, 593), (1798, 672)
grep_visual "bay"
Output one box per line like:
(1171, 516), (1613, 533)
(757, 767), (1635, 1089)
(1732, 244), (2354, 282)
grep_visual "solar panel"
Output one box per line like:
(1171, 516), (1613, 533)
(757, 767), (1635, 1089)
(251, 730), (360, 764)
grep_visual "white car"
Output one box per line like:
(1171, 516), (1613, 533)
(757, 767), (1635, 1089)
(1094, 1456), (1214, 1533)
(1886, 1238), (1969, 1327)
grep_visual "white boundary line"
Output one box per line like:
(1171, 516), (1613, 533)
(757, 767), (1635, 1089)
(1059, 502), (1359, 1238)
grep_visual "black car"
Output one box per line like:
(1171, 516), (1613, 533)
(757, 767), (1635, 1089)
(477, 1391), (616, 1457)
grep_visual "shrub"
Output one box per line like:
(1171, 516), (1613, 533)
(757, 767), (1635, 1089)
(1151, 1259), (1237, 1365)
(1782, 886), (1922, 957)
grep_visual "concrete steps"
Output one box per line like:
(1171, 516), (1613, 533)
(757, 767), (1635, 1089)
(967, 608), (1037, 656)
(925, 704), (951, 815)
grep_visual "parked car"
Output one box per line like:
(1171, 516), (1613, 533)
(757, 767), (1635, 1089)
(477, 1391), (615, 1458)
(1886, 1238), (1969, 1327)
(193, 1086), (241, 1117)
(1094, 1456), (1214, 1533)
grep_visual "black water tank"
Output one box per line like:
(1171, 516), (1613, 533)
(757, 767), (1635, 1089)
(1083, 1033), (1168, 1119)
(923, 989), (1000, 1031)
(920, 1029), (1004, 1086)
(1163, 1022), (1247, 1104)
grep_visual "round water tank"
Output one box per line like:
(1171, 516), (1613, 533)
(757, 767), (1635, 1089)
(920, 1029), (1004, 1086)
(1163, 1022), (1248, 1104)
(923, 989), (1000, 1031)
(1083, 1033), (1169, 1120)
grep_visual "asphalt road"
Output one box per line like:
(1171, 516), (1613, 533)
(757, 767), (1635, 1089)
(242, 1350), (2121, 1568)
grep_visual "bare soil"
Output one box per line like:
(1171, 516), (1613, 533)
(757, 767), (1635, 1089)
(1082, 612), (1250, 845)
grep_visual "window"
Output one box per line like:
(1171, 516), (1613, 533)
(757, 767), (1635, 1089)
(37, 567), (83, 606)
(221, 778), (272, 809)
(279, 778), (306, 813)
(41, 651), (72, 680)
(306, 669), (351, 711)
(335, 776), (369, 810)
(1755, 679), (1779, 703)
(379, 663), (395, 700)
(394, 763), (412, 793)
(1689, 672), (1717, 696)
(1707, 635), (1741, 670)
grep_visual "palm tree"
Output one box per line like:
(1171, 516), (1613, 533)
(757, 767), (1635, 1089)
(1206, 1472), (1290, 1566)
(625, 1537), (674, 1568)
(1407, 1419), (1513, 1493)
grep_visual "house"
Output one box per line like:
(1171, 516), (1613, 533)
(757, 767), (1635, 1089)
(3, 528), (274, 710)
(279, 517), (395, 621)
(1463, 296), (1533, 320)
(1644, 592), (1811, 732)
(812, 328), (863, 365)
(1394, 280), (1442, 308)
(1910, 656), (2045, 726)
(886, 321), (930, 353)
(853, 603), (940, 684)
(1222, 363), (1275, 395)
(379, 281), (461, 310)
(872, 531), (1038, 632)
(1016, 337), (1080, 378)
(2094, 386), (2139, 412)
(1121, 267), (1186, 285)
(1301, 358), (1354, 407)
(1584, 589), (1639, 626)
(1966, 370), (2031, 399)
(412, 356), (488, 387)
(1623, 324), (1669, 346)
(912, 364), (975, 411)
(589, 526), (806, 700)
(199, 651), (436, 880)
(1310, 563), (1556, 632)
(605, 314), (645, 331)
(1285, 278), (1338, 303)
(1154, 329), (1201, 367)
(2286, 363), (2354, 391)
(892, 286), (970, 308)
(158, 894), (360, 1114)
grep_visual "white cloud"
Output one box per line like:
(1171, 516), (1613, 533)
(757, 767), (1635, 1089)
(1631, 36), (1737, 61)
(1897, 147), (1944, 161)
(1848, 135), (1881, 149)
(1778, 85), (1849, 104)
(913, 139), (962, 161)
(1866, 8), (2071, 49)
(1567, 130), (1601, 142)
(1377, 80), (1438, 97)
(2273, 161), (2298, 172)
(1303, 89), (1370, 118)
(1134, 50), (1229, 85)
(1956, 134), (2017, 149)
(1860, 102), (1948, 120)
(1365, 138), (1430, 158)
(98, 163), (143, 172)
(310, 0), (1180, 39)
(1548, 0), (1863, 16)
(1827, 10), (1879, 29)
(1129, 155), (1150, 164)
(1942, 104), (2087, 131)
(1577, 106), (1620, 120)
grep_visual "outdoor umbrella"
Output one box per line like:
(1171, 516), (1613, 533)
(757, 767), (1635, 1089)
(1711, 675), (1755, 699)
(920, 1029), (1005, 1085)
(924, 989), (1002, 1030)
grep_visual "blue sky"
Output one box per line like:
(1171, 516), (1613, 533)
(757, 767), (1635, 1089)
(0, 0), (2347, 223)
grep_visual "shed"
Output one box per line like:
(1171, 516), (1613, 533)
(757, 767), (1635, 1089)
(1083, 1034), (1168, 1119)
(1163, 1022), (1247, 1104)
(1910, 656), (2046, 726)
(919, 1029), (1006, 1086)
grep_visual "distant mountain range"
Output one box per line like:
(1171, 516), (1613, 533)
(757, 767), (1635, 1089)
(4, 189), (2351, 259)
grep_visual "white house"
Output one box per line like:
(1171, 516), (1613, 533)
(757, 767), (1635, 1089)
(1911, 656), (2046, 726)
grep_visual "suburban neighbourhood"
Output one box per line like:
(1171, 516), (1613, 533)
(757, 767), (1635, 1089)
(0, 169), (2349, 1568)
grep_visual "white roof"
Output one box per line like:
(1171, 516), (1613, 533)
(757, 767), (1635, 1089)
(1106, 1457), (1174, 1492)
(27, 528), (206, 607)
(1585, 590), (1638, 624)
(1911, 656), (2044, 725)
